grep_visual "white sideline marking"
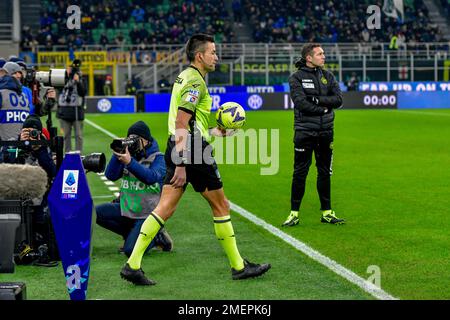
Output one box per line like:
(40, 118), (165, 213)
(93, 195), (114, 199)
(85, 119), (119, 139)
(230, 202), (397, 300)
(86, 118), (398, 300)
(104, 181), (115, 186)
(108, 187), (119, 191)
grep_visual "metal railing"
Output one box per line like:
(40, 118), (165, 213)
(36, 42), (450, 59)
(32, 42), (450, 93)
(130, 53), (449, 90)
(134, 47), (186, 92)
(0, 23), (12, 41)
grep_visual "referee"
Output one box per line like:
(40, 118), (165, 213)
(282, 43), (345, 227)
(120, 34), (270, 285)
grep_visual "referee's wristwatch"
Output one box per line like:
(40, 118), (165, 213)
(176, 150), (188, 167)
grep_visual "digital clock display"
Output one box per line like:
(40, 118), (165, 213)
(343, 91), (398, 109)
(363, 94), (397, 106)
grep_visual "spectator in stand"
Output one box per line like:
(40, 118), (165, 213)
(115, 32), (126, 46)
(100, 32), (109, 47)
(232, 0), (243, 26)
(25, 0), (236, 52)
(131, 5), (145, 23)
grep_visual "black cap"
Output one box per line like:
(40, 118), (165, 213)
(127, 121), (152, 141)
(22, 115), (43, 131)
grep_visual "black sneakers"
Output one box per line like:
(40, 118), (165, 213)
(154, 228), (173, 252)
(321, 211), (345, 225)
(281, 211), (299, 227)
(120, 263), (156, 286)
(232, 259), (271, 280)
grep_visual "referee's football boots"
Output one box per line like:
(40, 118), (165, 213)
(321, 210), (345, 225)
(120, 263), (156, 286)
(232, 259), (271, 280)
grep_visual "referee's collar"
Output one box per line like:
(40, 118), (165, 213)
(188, 65), (205, 80)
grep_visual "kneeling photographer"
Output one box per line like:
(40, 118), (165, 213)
(0, 115), (59, 267)
(18, 115), (56, 180)
(96, 121), (173, 257)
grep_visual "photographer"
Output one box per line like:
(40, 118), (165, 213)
(12, 115), (58, 266)
(95, 121), (173, 257)
(0, 62), (28, 142)
(18, 114), (56, 181)
(56, 59), (86, 153)
(8, 57), (57, 117)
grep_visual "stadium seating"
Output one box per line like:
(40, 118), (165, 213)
(22, 0), (235, 51)
(242, 0), (444, 43)
(20, 0), (446, 52)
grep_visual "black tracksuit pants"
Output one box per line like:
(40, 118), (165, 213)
(291, 129), (334, 212)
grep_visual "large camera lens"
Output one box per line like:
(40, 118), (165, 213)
(110, 139), (126, 153)
(81, 153), (106, 173)
(29, 129), (40, 139)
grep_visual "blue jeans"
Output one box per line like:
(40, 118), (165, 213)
(95, 202), (157, 257)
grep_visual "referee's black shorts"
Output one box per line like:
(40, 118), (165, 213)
(163, 136), (223, 193)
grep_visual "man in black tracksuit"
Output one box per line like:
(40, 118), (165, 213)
(282, 43), (345, 226)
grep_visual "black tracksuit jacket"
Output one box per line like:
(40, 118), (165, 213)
(289, 64), (343, 131)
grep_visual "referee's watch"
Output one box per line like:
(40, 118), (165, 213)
(176, 150), (188, 167)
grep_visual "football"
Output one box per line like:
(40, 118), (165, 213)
(216, 102), (246, 129)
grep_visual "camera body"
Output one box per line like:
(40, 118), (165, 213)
(29, 129), (40, 139)
(110, 135), (141, 155)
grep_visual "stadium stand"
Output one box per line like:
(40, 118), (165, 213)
(21, 0), (235, 52)
(439, 0), (450, 17)
(242, 0), (445, 43)
(19, 0), (448, 53)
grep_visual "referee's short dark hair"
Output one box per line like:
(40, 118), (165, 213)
(186, 34), (215, 62)
(301, 43), (322, 59)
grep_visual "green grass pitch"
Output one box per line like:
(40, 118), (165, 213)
(1, 108), (449, 300)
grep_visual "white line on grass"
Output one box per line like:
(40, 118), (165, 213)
(85, 119), (119, 138)
(230, 202), (397, 300)
(93, 195), (115, 199)
(85, 118), (398, 300)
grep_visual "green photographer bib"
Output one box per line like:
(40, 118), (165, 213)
(119, 151), (162, 219)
